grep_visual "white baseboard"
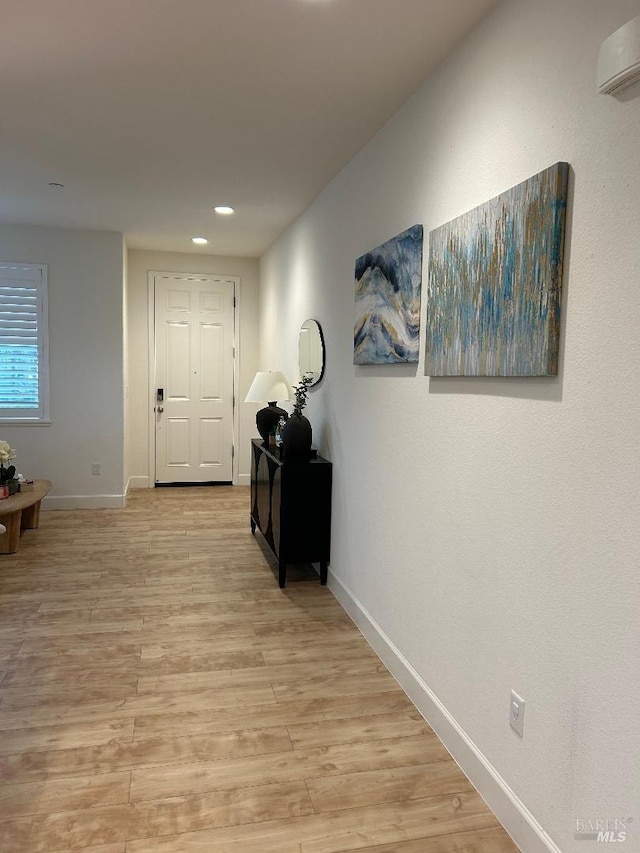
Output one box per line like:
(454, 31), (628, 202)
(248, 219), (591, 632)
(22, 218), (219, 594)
(328, 572), (561, 853)
(236, 474), (250, 486)
(44, 478), (247, 509)
(127, 476), (152, 490)
(43, 494), (126, 510)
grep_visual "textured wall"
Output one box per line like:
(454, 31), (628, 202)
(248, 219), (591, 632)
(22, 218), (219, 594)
(259, 1), (640, 849)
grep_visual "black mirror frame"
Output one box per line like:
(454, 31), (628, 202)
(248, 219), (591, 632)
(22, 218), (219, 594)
(299, 319), (326, 387)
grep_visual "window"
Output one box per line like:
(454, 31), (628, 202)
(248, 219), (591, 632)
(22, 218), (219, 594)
(0, 263), (49, 422)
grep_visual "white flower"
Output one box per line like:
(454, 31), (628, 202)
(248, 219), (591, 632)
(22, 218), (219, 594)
(0, 441), (16, 464)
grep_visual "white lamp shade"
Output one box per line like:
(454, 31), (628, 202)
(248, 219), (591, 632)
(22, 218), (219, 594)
(245, 371), (292, 403)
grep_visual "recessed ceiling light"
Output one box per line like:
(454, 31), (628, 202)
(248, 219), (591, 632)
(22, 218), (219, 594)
(214, 206), (234, 215)
(192, 237), (208, 245)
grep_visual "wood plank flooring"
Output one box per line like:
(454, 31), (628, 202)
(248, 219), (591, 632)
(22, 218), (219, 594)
(0, 486), (519, 852)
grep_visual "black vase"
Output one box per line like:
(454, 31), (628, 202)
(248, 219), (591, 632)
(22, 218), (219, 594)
(256, 402), (288, 442)
(281, 413), (312, 460)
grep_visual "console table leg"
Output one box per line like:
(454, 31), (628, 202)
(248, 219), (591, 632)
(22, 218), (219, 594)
(21, 499), (42, 530)
(278, 561), (286, 588)
(320, 562), (328, 585)
(250, 518), (256, 534)
(0, 510), (22, 554)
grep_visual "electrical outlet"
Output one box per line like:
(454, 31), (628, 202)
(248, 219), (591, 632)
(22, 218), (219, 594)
(510, 690), (525, 737)
(92, 463), (101, 476)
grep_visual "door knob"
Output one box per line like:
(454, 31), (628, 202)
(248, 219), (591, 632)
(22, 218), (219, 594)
(157, 406), (164, 413)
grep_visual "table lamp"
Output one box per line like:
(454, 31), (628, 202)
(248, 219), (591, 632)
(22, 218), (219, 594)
(244, 371), (292, 440)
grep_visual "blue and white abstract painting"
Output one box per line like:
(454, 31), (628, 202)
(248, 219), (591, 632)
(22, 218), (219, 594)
(425, 162), (569, 376)
(354, 224), (423, 364)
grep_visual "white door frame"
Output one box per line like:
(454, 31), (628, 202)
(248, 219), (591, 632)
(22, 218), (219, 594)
(147, 270), (241, 486)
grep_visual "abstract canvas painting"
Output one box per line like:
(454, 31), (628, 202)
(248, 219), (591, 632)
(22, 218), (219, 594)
(354, 224), (423, 364)
(425, 162), (569, 376)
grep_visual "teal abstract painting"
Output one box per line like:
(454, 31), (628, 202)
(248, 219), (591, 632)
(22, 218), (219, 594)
(354, 225), (423, 364)
(425, 162), (569, 376)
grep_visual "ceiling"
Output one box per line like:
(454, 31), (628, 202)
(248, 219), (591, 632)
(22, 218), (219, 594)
(0, 0), (499, 258)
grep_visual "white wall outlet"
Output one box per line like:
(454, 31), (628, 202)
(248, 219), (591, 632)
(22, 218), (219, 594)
(92, 463), (102, 476)
(510, 690), (525, 737)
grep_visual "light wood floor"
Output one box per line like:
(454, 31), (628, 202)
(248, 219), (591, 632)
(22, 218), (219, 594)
(0, 486), (519, 852)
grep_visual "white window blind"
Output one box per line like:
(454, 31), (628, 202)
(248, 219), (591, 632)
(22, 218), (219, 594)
(0, 263), (49, 421)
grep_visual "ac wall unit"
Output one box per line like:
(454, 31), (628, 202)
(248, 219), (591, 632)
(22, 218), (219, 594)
(598, 15), (640, 94)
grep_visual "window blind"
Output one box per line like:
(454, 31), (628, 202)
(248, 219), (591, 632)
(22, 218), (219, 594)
(0, 264), (48, 420)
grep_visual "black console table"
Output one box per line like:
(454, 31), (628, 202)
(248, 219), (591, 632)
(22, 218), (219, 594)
(250, 439), (332, 587)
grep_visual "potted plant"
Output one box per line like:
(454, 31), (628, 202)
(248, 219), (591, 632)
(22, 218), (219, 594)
(281, 373), (314, 460)
(0, 441), (19, 496)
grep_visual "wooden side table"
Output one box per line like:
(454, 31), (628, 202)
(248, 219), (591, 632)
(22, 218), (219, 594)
(0, 480), (52, 554)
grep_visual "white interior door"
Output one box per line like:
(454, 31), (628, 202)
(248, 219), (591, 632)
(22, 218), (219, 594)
(153, 274), (235, 483)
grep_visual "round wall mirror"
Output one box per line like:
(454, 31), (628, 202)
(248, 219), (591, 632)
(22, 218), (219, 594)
(298, 319), (325, 387)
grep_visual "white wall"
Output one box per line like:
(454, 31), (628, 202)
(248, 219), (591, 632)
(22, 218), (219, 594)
(0, 224), (125, 507)
(259, 1), (640, 850)
(126, 250), (260, 487)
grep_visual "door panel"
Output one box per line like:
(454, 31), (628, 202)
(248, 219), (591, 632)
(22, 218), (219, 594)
(200, 418), (224, 465)
(166, 323), (190, 397)
(154, 275), (235, 483)
(165, 418), (190, 466)
(201, 324), (224, 398)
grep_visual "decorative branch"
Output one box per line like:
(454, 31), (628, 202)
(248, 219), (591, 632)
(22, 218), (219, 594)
(291, 373), (314, 416)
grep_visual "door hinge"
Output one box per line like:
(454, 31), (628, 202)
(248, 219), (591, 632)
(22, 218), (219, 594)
(232, 445), (235, 458)
(233, 296), (237, 308)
